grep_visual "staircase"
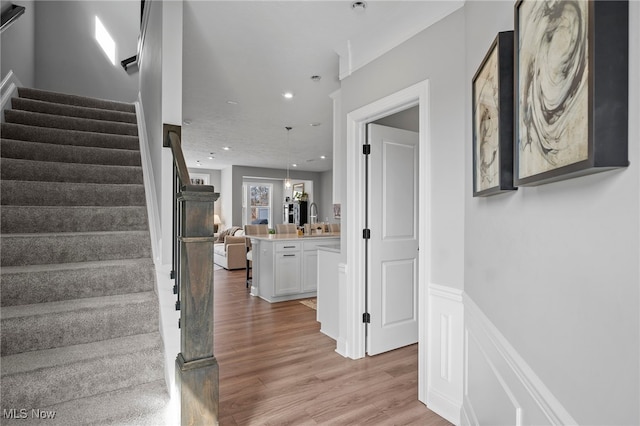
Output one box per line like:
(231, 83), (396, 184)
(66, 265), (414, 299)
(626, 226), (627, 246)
(0, 88), (170, 424)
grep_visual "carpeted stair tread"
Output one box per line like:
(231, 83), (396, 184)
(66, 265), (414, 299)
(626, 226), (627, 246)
(31, 380), (171, 426)
(4, 109), (138, 136)
(1, 292), (159, 356)
(1, 158), (143, 184)
(1, 230), (152, 266)
(1, 333), (164, 409)
(1, 123), (140, 150)
(1, 331), (162, 375)
(17, 87), (135, 113)
(1, 181), (146, 206)
(0, 87), (166, 420)
(11, 97), (137, 124)
(1, 259), (156, 307)
(1, 205), (149, 234)
(0, 138), (142, 166)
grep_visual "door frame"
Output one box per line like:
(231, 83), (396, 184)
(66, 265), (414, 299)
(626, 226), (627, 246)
(345, 79), (431, 403)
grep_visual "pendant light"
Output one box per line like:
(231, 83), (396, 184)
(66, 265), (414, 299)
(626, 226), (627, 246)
(284, 126), (292, 188)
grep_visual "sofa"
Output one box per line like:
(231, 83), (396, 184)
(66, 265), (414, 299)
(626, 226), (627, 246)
(213, 227), (247, 270)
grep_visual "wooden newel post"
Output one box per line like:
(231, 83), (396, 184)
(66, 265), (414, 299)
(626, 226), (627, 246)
(175, 186), (218, 425)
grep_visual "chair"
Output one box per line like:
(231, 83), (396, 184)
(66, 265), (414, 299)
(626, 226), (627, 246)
(328, 223), (340, 233)
(275, 223), (297, 234)
(244, 224), (269, 288)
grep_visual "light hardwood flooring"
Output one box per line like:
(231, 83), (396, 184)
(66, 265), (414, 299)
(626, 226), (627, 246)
(214, 268), (452, 426)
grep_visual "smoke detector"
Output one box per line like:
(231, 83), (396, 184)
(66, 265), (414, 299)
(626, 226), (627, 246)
(351, 1), (367, 11)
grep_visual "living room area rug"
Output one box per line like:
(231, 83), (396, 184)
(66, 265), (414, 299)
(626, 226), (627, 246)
(299, 298), (317, 310)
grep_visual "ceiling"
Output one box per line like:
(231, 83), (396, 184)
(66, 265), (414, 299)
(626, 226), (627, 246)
(181, 1), (463, 173)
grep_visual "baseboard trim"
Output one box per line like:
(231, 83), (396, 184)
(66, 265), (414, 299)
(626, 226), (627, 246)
(427, 386), (462, 425)
(135, 94), (176, 394)
(463, 294), (577, 425)
(135, 94), (162, 265)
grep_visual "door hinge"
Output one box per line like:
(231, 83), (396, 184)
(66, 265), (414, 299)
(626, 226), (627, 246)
(170, 270), (176, 279)
(362, 144), (371, 155)
(362, 313), (371, 323)
(363, 228), (371, 239)
(175, 300), (180, 311)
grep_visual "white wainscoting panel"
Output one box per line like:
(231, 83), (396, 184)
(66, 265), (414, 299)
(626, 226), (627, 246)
(462, 294), (577, 426)
(427, 283), (464, 425)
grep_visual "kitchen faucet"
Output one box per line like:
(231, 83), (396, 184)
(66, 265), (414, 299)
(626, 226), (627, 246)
(309, 202), (318, 224)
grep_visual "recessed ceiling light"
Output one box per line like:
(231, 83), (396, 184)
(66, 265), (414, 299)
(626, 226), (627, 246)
(310, 75), (321, 82)
(320, 155), (327, 160)
(183, 119), (192, 126)
(222, 146), (230, 151)
(208, 156), (214, 160)
(309, 122), (322, 127)
(292, 163), (298, 168)
(226, 100), (238, 105)
(282, 92), (294, 99)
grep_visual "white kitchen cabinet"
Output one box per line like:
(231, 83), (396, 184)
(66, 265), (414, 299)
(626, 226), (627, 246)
(249, 234), (339, 303)
(275, 252), (301, 296)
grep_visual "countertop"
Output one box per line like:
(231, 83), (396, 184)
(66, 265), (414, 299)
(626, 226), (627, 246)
(248, 232), (340, 241)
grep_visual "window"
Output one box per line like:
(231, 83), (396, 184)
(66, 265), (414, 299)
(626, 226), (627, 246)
(243, 183), (272, 227)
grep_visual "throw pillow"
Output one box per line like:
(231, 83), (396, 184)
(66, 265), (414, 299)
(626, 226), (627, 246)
(216, 226), (241, 243)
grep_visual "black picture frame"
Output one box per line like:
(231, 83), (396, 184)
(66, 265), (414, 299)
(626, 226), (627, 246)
(472, 31), (516, 197)
(514, 0), (629, 187)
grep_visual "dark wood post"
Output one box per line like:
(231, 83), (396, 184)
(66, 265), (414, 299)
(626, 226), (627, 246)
(164, 124), (219, 424)
(175, 187), (218, 425)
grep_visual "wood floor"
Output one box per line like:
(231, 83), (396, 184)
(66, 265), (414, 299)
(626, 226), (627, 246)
(214, 268), (451, 426)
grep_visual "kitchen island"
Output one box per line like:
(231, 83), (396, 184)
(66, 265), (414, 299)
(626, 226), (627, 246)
(248, 233), (340, 303)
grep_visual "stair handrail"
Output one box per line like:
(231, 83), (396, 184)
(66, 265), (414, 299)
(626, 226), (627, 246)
(163, 124), (219, 424)
(164, 124), (190, 186)
(1, 4), (25, 34)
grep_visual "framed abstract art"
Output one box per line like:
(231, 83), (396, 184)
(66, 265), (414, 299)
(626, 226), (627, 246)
(514, 0), (629, 186)
(472, 31), (516, 197)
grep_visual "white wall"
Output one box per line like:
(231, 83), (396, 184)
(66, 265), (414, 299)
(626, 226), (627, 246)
(463, 2), (640, 425)
(138, 0), (164, 262)
(1, 0), (35, 86)
(340, 7), (466, 287)
(33, 1), (139, 102)
(319, 170), (335, 224)
(159, 1), (183, 265)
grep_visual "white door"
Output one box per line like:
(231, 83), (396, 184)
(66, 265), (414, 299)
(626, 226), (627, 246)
(367, 123), (419, 356)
